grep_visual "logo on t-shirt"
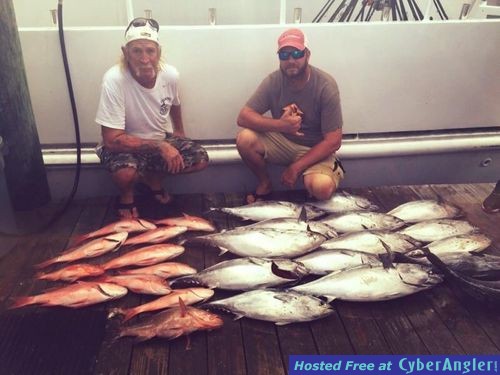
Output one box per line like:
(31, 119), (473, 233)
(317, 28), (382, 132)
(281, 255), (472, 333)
(160, 97), (171, 115)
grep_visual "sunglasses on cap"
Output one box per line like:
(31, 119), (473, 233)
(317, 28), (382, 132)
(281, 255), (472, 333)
(278, 49), (306, 61)
(125, 17), (159, 33)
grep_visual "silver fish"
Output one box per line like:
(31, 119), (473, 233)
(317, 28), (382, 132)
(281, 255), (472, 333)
(210, 200), (325, 221)
(399, 219), (479, 243)
(388, 199), (462, 223)
(406, 233), (492, 258)
(241, 217), (337, 239)
(171, 257), (309, 290)
(204, 289), (333, 325)
(306, 191), (379, 213)
(295, 249), (381, 275)
(318, 212), (405, 233)
(319, 230), (422, 254)
(187, 227), (327, 258)
(291, 263), (443, 302)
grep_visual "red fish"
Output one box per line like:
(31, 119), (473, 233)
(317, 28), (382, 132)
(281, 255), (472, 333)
(124, 226), (188, 246)
(95, 274), (171, 295)
(101, 244), (184, 270)
(155, 214), (216, 232)
(35, 263), (105, 282)
(9, 282), (127, 309)
(71, 219), (156, 245)
(116, 288), (214, 322)
(116, 298), (223, 344)
(35, 232), (128, 269)
(118, 262), (197, 279)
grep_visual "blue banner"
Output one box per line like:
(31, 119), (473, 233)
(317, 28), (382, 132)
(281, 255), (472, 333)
(289, 355), (500, 375)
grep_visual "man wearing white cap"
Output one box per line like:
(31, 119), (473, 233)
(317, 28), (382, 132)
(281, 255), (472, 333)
(237, 28), (344, 204)
(95, 18), (208, 218)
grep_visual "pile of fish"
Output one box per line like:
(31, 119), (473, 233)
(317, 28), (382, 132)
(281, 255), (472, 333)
(10, 215), (222, 345)
(9, 192), (500, 344)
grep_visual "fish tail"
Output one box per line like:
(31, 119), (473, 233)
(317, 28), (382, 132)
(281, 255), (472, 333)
(34, 271), (50, 280)
(33, 258), (57, 269)
(169, 276), (203, 288)
(9, 296), (35, 309)
(121, 308), (140, 323)
(71, 234), (90, 246)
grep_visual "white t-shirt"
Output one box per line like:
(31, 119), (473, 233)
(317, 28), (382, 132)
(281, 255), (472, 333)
(95, 64), (181, 141)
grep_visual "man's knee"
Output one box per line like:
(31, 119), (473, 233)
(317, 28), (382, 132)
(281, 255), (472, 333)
(112, 167), (139, 186)
(236, 128), (259, 151)
(305, 174), (337, 200)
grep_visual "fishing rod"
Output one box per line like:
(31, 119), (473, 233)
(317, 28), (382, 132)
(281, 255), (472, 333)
(399, 0), (408, 20)
(328, 0), (348, 22)
(409, 0), (424, 20)
(365, 0), (381, 21)
(434, 0), (449, 20)
(313, 0), (336, 23)
(406, 0), (418, 20)
(339, 0), (358, 22)
(354, 0), (369, 22)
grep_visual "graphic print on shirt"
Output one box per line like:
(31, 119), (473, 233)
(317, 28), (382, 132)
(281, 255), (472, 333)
(160, 97), (171, 115)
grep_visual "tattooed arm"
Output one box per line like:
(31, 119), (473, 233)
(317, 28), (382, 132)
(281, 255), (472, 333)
(101, 127), (184, 173)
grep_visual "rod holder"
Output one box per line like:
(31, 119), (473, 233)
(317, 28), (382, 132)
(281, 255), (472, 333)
(293, 8), (302, 23)
(49, 9), (57, 25)
(144, 9), (152, 19)
(208, 8), (216, 25)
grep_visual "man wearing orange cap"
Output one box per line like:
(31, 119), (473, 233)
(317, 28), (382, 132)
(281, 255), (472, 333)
(237, 28), (344, 204)
(95, 18), (208, 218)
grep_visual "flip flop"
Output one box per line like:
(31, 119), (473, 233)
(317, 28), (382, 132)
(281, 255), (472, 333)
(115, 200), (139, 219)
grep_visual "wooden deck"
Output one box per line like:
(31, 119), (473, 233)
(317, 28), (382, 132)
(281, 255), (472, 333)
(0, 183), (499, 375)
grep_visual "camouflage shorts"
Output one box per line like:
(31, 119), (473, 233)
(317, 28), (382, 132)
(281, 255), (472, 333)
(97, 135), (209, 174)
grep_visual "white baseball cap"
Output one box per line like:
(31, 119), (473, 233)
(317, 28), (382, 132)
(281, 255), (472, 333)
(124, 18), (159, 45)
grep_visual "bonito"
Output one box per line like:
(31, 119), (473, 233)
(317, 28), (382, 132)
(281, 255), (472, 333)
(318, 212), (405, 233)
(295, 249), (381, 275)
(204, 289), (334, 325)
(305, 191), (379, 213)
(388, 199), (462, 223)
(399, 219), (478, 242)
(171, 257), (309, 290)
(210, 200), (324, 221)
(291, 263), (443, 302)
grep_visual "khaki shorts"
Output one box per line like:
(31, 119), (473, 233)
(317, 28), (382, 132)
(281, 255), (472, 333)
(257, 131), (344, 188)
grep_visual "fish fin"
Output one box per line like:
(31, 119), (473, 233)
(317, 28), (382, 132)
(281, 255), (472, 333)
(232, 313), (244, 321)
(8, 296), (35, 309)
(271, 262), (300, 280)
(179, 297), (187, 317)
(33, 258), (57, 269)
(361, 224), (370, 230)
(218, 247), (229, 256)
(378, 240), (395, 269)
(275, 321), (292, 326)
(71, 234), (90, 246)
(324, 295), (337, 303)
(298, 206), (307, 222)
(185, 335), (192, 350)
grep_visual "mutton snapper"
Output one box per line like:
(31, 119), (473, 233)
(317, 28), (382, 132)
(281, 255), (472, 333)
(71, 218), (156, 245)
(209, 200), (325, 221)
(305, 191), (379, 213)
(291, 263), (443, 302)
(35, 232), (128, 269)
(102, 244), (184, 270)
(399, 219), (479, 243)
(388, 199), (462, 223)
(36, 263), (105, 282)
(186, 227), (327, 258)
(9, 282), (127, 309)
(170, 257), (309, 290)
(204, 289), (333, 325)
(319, 230), (422, 254)
(295, 249), (381, 275)
(318, 212), (405, 233)
(116, 298), (223, 343)
(154, 214), (216, 232)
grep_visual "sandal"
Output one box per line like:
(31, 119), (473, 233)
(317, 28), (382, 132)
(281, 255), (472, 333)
(246, 191), (272, 205)
(151, 189), (174, 206)
(115, 200), (139, 219)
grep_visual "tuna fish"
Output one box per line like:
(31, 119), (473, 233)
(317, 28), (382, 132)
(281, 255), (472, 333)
(35, 263), (105, 282)
(388, 199), (463, 223)
(95, 274), (171, 295)
(118, 262), (197, 279)
(114, 288), (215, 322)
(295, 249), (381, 275)
(71, 219), (156, 245)
(406, 233), (492, 258)
(204, 289), (333, 325)
(9, 282), (128, 309)
(116, 298), (223, 343)
(186, 227), (327, 258)
(34, 232), (128, 269)
(124, 226), (188, 246)
(421, 248), (500, 307)
(291, 263), (443, 301)
(242, 217), (337, 239)
(170, 257), (309, 290)
(318, 212), (406, 233)
(399, 219), (479, 243)
(319, 230), (422, 254)
(210, 200), (325, 221)
(306, 191), (379, 213)
(154, 214), (216, 232)
(102, 244), (184, 270)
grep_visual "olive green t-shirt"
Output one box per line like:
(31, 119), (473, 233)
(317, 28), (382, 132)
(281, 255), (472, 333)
(246, 66), (343, 147)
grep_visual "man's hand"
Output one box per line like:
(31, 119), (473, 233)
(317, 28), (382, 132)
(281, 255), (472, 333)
(160, 143), (184, 174)
(280, 105), (304, 136)
(281, 164), (301, 188)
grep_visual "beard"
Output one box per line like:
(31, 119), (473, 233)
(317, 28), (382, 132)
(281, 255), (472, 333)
(280, 62), (308, 79)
